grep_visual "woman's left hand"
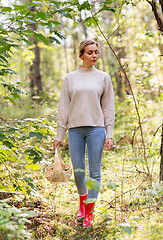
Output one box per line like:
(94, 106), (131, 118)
(105, 138), (113, 151)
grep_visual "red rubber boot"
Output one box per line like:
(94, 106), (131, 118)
(83, 202), (95, 228)
(77, 194), (88, 220)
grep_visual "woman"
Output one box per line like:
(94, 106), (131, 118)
(54, 39), (115, 228)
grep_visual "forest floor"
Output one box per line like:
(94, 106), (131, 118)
(14, 147), (163, 240)
(1, 100), (162, 239)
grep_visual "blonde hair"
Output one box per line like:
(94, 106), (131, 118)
(79, 39), (98, 57)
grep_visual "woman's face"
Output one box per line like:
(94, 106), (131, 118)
(80, 44), (98, 68)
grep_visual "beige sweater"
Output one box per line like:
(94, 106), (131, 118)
(56, 66), (115, 142)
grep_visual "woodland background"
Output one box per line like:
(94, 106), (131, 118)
(0, 0), (163, 239)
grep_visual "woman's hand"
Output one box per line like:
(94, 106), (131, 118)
(105, 138), (113, 151)
(53, 140), (62, 150)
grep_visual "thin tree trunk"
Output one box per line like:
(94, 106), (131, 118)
(29, 1), (42, 99)
(158, 34), (163, 96)
(29, 64), (35, 98)
(72, 31), (78, 70)
(80, 12), (88, 38)
(99, 41), (105, 72)
(115, 72), (123, 98)
(159, 0), (163, 12)
(60, 16), (69, 73)
(34, 44), (42, 95)
(90, 12), (151, 180)
(160, 123), (163, 182)
(28, 3), (36, 98)
(146, 0), (163, 34)
(114, 45), (126, 98)
(63, 40), (69, 73)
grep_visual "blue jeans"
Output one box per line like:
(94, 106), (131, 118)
(68, 126), (105, 199)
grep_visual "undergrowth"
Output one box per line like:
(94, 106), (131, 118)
(0, 95), (162, 239)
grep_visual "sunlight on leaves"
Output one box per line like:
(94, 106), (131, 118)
(86, 178), (100, 192)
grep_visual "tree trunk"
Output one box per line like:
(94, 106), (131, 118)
(29, 1), (42, 99)
(28, 4), (36, 98)
(115, 72), (123, 98)
(34, 44), (42, 95)
(99, 41), (106, 72)
(146, 0), (163, 34)
(158, 34), (163, 97)
(160, 123), (163, 182)
(29, 64), (35, 98)
(63, 40), (69, 73)
(80, 12), (88, 38)
(60, 16), (69, 73)
(114, 45), (126, 98)
(72, 29), (78, 70)
(159, 0), (163, 12)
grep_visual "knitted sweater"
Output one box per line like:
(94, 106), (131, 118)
(56, 66), (115, 142)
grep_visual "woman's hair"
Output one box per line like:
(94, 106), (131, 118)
(79, 39), (98, 57)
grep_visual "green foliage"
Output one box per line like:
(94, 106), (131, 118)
(0, 0), (162, 239)
(77, 1), (93, 11)
(104, 181), (119, 190)
(146, 182), (163, 197)
(84, 16), (99, 27)
(0, 0), (68, 81)
(0, 81), (27, 103)
(120, 223), (132, 234)
(0, 198), (35, 240)
(86, 177), (100, 192)
(0, 116), (56, 194)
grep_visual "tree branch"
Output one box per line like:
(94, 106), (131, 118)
(146, 0), (163, 34)
(159, 0), (163, 13)
(107, 19), (127, 40)
(86, 1), (152, 181)
(146, 0), (152, 5)
(160, 123), (163, 182)
(89, 16), (151, 181)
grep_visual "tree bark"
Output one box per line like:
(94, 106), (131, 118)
(34, 44), (42, 95)
(159, 0), (163, 12)
(29, 1), (42, 99)
(160, 123), (163, 182)
(147, 0), (163, 34)
(114, 45), (126, 98)
(29, 63), (35, 98)
(28, 4), (36, 98)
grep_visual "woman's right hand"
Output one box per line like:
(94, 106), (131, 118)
(53, 140), (62, 150)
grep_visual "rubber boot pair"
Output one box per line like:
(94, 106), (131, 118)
(77, 194), (95, 227)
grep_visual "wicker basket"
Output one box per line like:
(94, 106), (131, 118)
(45, 148), (72, 183)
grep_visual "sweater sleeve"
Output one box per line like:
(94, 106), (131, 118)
(56, 76), (70, 142)
(101, 74), (115, 139)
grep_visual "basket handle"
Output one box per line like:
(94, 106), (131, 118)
(54, 148), (64, 170)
